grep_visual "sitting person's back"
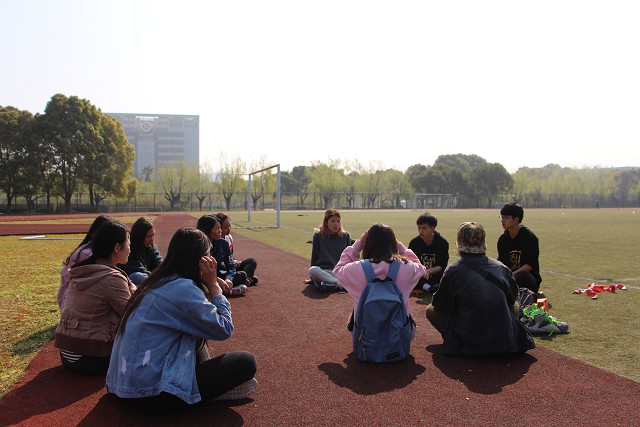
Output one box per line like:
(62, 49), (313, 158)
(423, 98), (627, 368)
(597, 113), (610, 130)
(426, 222), (534, 355)
(58, 214), (112, 309)
(55, 220), (136, 375)
(333, 223), (426, 362)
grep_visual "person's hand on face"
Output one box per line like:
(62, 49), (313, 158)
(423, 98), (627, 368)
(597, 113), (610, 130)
(200, 256), (221, 296)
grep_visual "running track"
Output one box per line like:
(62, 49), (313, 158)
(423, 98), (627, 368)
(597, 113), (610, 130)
(0, 212), (638, 426)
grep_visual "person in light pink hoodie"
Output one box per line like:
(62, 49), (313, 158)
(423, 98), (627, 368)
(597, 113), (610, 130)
(333, 223), (426, 334)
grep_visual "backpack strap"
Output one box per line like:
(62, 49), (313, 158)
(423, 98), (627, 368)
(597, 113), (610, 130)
(360, 259), (377, 282)
(386, 260), (400, 281)
(361, 259), (401, 282)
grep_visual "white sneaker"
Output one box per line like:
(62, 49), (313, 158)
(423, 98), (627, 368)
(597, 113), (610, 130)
(215, 378), (258, 400)
(229, 285), (247, 296)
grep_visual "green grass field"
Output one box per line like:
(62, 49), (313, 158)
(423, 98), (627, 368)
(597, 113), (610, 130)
(0, 208), (638, 398)
(231, 208), (640, 382)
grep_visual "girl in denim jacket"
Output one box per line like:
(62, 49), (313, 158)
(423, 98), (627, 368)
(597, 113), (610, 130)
(106, 228), (257, 413)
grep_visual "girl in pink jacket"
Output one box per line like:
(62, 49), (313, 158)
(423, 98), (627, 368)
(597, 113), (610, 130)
(333, 223), (426, 334)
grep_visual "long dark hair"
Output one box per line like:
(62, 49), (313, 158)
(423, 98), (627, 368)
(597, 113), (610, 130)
(362, 223), (407, 264)
(196, 214), (219, 239)
(129, 217), (154, 257)
(119, 228), (212, 330)
(64, 215), (112, 265)
(215, 212), (230, 225)
(74, 221), (130, 267)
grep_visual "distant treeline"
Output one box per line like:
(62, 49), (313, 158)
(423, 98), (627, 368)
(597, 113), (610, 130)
(2, 96), (639, 213)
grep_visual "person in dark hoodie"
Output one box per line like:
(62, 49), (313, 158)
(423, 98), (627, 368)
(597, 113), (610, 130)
(118, 216), (163, 286)
(55, 220), (137, 375)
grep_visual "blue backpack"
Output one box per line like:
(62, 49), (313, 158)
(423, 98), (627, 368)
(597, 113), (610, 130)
(352, 259), (414, 362)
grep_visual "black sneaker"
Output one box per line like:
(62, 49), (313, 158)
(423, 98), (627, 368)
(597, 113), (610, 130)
(251, 276), (259, 285)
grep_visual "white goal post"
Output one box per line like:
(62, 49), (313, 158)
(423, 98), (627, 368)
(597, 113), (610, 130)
(411, 193), (456, 209)
(245, 164), (281, 229)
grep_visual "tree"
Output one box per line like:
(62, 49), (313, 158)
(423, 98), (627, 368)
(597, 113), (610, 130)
(248, 158), (276, 211)
(308, 159), (344, 209)
(37, 94), (103, 212)
(614, 169), (640, 206)
(219, 156), (246, 210)
(343, 160), (364, 209)
(126, 179), (139, 203)
(191, 162), (215, 211)
(434, 153), (488, 171)
(469, 163), (513, 208)
(291, 165), (311, 207)
(16, 125), (43, 213)
(405, 164), (428, 193)
(156, 161), (189, 210)
(385, 168), (413, 208)
(361, 161), (384, 208)
(83, 113), (135, 211)
(141, 165), (154, 182)
(0, 106), (34, 211)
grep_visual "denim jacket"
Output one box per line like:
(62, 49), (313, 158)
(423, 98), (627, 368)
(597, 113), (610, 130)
(106, 275), (233, 404)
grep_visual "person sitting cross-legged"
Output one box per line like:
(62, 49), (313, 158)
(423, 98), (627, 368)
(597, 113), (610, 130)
(426, 222), (535, 355)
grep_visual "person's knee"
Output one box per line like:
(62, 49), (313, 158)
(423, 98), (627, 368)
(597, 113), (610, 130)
(129, 272), (148, 286)
(514, 271), (538, 293)
(233, 271), (248, 286)
(425, 304), (446, 335)
(231, 351), (257, 379)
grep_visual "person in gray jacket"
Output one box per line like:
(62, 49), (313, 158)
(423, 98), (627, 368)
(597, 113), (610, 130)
(307, 208), (352, 292)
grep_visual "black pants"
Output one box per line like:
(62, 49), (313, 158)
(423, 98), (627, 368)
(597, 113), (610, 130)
(130, 350), (257, 414)
(237, 258), (257, 278)
(231, 271), (248, 286)
(514, 271), (540, 294)
(59, 351), (110, 375)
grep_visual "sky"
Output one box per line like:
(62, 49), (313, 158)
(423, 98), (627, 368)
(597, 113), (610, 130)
(1, 1), (639, 173)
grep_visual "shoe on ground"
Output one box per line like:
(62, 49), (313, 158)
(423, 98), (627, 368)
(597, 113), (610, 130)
(214, 378), (258, 400)
(320, 282), (340, 292)
(251, 275), (259, 285)
(303, 278), (313, 285)
(229, 284), (248, 296)
(526, 310), (569, 335)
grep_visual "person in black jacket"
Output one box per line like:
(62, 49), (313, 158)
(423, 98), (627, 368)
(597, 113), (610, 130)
(118, 217), (163, 285)
(426, 222), (534, 355)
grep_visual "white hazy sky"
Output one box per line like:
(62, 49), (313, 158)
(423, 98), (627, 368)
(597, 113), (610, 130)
(1, 1), (638, 173)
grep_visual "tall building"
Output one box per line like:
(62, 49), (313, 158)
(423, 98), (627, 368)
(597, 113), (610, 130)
(107, 113), (199, 177)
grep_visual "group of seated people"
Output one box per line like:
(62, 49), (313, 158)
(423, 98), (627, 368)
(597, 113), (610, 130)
(53, 203), (559, 412)
(55, 213), (259, 413)
(306, 204), (564, 360)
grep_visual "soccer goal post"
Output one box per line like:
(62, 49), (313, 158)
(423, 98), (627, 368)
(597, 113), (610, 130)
(244, 164), (281, 229)
(411, 193), (456, 209)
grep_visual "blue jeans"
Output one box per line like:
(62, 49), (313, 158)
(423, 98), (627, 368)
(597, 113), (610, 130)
(308, 266), (341, 286)
(128, 272), (148, 286)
